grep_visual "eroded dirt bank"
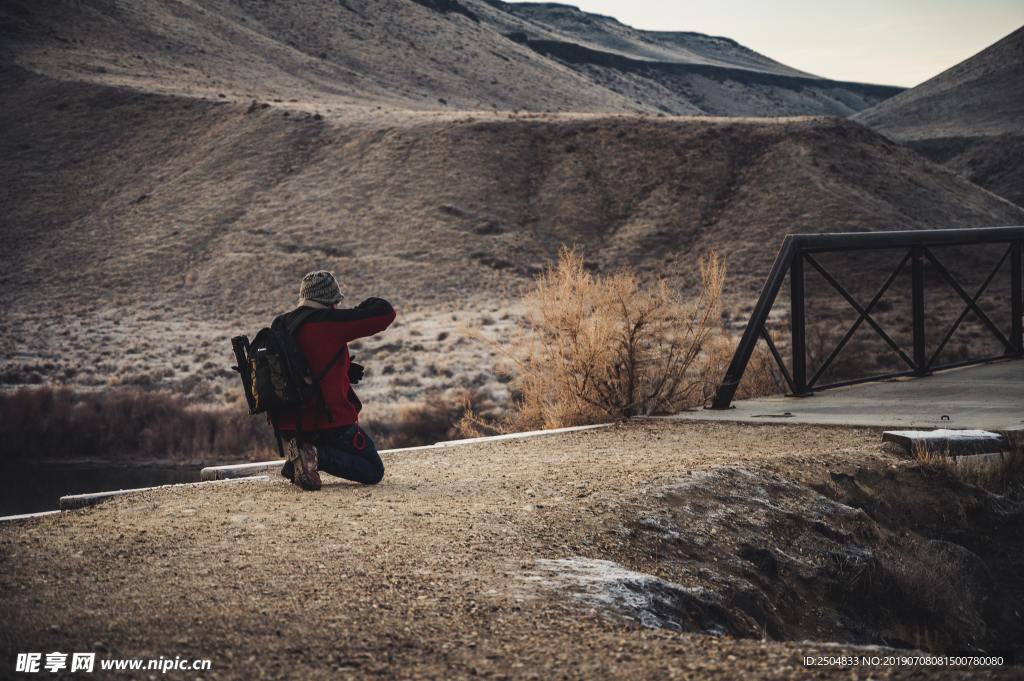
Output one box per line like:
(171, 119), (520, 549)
(535, 461), (1023, 655)
(1, 421), (1020, 679)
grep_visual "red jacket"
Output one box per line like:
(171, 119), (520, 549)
(272, 298), (396, 432)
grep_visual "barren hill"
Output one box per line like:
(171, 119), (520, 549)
(488, 1), (813, 76)
(0, 0), (900, 116)
(477, 1), (903, 116)
(2, 61), (1021, 402)
(854, 26), (1024, 205)
(2, 68), (1019, 319)
(1, 1), (1020, 405)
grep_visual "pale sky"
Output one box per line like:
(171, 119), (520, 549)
(507, 0), (1024, 87)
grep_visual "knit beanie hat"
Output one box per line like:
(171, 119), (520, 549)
(298, 270), (344, 306)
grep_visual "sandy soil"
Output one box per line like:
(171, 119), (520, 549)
(1, 421), (1017, 679)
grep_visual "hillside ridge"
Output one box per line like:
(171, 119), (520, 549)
(854, 26), (1024, 205)
(0, 0), (901, 116)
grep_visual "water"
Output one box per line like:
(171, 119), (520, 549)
(0, 462), (207, 516)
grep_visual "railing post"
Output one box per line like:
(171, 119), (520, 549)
(911, 246), (928, 374)
(710, 237), (797, 409)
(1012, 240), (1023, 357)
(790, 251), (808, 395)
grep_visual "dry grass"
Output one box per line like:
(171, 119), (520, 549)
(0, 385), (506, 463)
(700, 332), (785, 402)
(0, 386), (272, 463)
(912, 438), (1024, 495)
(363, 390), (497, 449)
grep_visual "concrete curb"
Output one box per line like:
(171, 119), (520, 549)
(0, 510), (62, 523)
(201, 423), (613, 481)
(58, 475), (270, 511)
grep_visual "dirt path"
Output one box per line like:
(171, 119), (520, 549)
(0, 421), (1014, 679)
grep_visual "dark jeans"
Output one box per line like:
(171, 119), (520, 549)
(289, 425), (384, 485)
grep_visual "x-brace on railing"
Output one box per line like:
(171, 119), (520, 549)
(710, 226), (1024, 410)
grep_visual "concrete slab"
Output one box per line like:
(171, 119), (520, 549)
(201, 423), (613, 481)
(882, 429), (1008, 455)
(59, 475), (269, 511)
(672, 360), (1024, 431)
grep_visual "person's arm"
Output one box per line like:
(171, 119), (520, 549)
(346, 298), (396, 341)
(307, 298), (396, 342)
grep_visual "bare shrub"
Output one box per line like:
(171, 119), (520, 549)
(805, 321), (901, 385)
(482, 248), (726, 429)
(700, 333), (784, 403)
(912, 438), (1024, 495)
(0, 386), (271, 463)
(364, 390), (497, 449)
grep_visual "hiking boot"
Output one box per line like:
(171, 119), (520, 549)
(280, 459), (294, 481)
(285, 438), (321, 491)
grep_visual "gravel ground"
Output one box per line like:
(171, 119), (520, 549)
(1, 421), (1015, 679)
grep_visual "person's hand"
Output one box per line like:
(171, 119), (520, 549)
(348, 360), (365, 384)
(357, 297), (385, 309)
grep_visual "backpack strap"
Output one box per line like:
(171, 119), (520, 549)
(286, 306), (348, 425)
(312, 345), (348, 387)
(286, 307), (348, 391)
(310, 345), (349, 424)
(274, 427), (286, 459)
(285, 307), (318, 336)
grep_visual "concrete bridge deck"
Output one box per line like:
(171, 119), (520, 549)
(674, 359), (1023, 431)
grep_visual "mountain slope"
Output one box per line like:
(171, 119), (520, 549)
(0, 0), (638, 112)
(0, 1), (1017, 403)
(0, 0), (901, 117)
(2, 67), (1019, 321)
(854, 26), (1024, 205)
(480, 1), (814, 76)
(476, 1), (901, 116)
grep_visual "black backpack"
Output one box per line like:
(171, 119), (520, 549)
(231, 309), (347, 446)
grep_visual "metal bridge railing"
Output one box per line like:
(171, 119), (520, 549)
(710, 226), (1024, 410)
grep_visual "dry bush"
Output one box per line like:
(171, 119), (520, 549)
(482, 247), (727, 430)
(364, 389), (497, 449)
(805, 321), (903, 385)
(0, 386), (271, 463)
(951, 450), (1023, 495)
(700, 333), (784, 403)
(0, 385), (502, 462)
(913, 439), (1024, 495)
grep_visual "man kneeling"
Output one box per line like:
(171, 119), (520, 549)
(273, 270), (396, 490)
